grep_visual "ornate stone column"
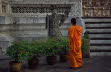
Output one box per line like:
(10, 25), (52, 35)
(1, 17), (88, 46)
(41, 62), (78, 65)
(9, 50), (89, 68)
(0, 0), (2, 15)
(70, 0), (82, 17)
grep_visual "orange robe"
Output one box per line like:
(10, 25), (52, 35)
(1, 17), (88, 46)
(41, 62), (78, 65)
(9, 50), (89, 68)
(68, 24), (82, 68)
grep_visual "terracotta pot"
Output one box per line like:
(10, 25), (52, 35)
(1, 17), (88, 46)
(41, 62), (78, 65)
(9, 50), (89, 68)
(59, 54), (68, 62)
(9, 61), (22, 72)
(28, 58), (39, 69)
(46, 56), (57, 65)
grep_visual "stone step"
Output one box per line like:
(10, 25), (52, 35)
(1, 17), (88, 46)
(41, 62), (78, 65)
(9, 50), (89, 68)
(87, 29), (111, 32)
(84, 17), (111, 54)
(90, 46), (111, 51)
(85, 22), (111, 24)
(83, 18), (111, 22)
(91, 50), (111, 52)
(90, 52), (111, 56)
(86, 23), (111, 27)
(90, 44), (111, 46)
(91, 38), (111, 40)
(90, 40), (111, 44)
(86, 27), (111, 29)
(89, 34), (111, 38)
(88, 32), (111, 34)
(90, 46), (111, 52)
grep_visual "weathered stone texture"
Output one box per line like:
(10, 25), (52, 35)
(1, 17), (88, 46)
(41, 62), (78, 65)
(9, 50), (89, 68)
(0, 0), (82, 55)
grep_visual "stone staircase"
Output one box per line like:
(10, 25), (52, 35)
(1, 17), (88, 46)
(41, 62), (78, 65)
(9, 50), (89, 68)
(83, 17), (111, 56)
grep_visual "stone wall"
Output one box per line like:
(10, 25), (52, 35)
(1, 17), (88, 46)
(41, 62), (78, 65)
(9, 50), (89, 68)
(0, 16), (5, 24)
(0, 0), (82, 55)
(0, 16), (13, 24)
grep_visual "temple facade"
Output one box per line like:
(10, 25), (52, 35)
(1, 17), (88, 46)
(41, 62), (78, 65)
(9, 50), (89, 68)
(0, 0), (82, 17)
(0, 0), (82, 55)
(0, 0), (111, 55)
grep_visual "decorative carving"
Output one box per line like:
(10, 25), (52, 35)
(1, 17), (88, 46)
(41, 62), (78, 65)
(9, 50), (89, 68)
(1, 0), (82, 17)
(12, 5), (71, 14)
(83, 0), (111, 17)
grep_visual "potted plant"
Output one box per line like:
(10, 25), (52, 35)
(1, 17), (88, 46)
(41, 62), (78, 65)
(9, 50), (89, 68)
(43, 38), (60, 65)
(6, 41), (29, 72)
(27, 40), (44, 69)
(82, 31), (90, 58)
(58, 37), (69, 62)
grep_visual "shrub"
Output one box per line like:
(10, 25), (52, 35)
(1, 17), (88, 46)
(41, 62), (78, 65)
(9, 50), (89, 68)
(27, 40), (45, 60)
(82, 32), (90, 56)
(58, 37), (69, 55)
(43, 38), (60, 56)
(6, 41), (30, 62)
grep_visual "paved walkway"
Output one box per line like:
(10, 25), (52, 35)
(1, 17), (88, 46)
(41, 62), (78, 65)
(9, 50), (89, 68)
(0, 56), (111, 72)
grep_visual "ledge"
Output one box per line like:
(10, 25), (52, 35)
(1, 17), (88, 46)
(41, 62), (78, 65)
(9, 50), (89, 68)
(0, 55), (11, 60)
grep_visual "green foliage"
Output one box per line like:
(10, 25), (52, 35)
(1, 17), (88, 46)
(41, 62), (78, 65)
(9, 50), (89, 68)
(27, 40), (45, 60)
(43, 38), (61, 56)
(6, 37), (69, 61)
(82, 32), (90, 54)
(58, 37), (69, 55)
(6, 41), (30, 62)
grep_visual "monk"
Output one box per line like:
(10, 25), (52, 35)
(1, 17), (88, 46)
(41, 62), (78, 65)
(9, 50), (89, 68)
(68, 18), (82, 68)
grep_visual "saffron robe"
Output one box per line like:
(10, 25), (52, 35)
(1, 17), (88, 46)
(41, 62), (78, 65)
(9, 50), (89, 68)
(68, 24), (82, 68)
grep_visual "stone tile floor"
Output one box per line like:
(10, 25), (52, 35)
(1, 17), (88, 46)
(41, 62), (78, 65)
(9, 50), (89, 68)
(0, 56), (111, 72)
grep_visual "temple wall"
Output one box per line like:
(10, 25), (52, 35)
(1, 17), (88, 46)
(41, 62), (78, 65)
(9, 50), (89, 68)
(10, 0), (82, 17)
(0, 0), (82, 55)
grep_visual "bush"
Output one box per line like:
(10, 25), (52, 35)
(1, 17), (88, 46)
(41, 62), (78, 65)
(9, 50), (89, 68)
(27, 40), (45, 60)
(58, 37), (69, 55)
(43, 38), (61, 56)
(82, 32), (90, 57)
(6, 41), (30, 62)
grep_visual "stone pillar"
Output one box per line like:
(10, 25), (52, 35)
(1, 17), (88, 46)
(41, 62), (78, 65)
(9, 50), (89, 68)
(6, 3), (12, 15)
(0, 0), (2, 15)
(70, 0), (82, 17)
(80, 0), (83, 17)
(75, 0), (82, 17)
(5, 3), (13, 24)
(70, 5), (75, 17)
